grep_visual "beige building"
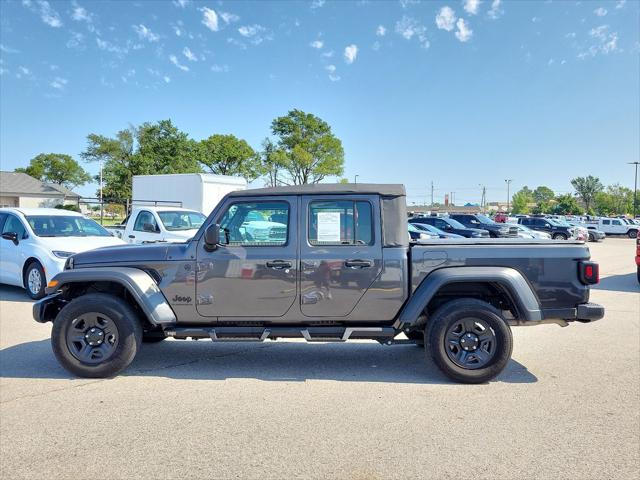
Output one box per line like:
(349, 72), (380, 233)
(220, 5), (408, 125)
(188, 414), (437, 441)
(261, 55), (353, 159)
(0, 171), (80, 208)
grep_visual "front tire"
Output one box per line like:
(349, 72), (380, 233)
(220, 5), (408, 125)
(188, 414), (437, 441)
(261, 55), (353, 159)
(628, 230), (638, 239)
(51, 293), (142, 378)
(552, 233), (567, 240)
(24, 261), (45, 299)
(426, 299), (513, 384)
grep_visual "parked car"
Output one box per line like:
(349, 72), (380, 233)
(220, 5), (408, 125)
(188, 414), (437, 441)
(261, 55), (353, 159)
(409, 222), (464, 239)
(509, 223), (551, 239)
(557, 220), (588, 242)
(107, 207), (206, 244)
(518, 217), (576, 240)
(35, 184), (603, 384)
(0, 208), (126, 299)
(449, 214), (518, 238)
(408, 222), (439, 241)
(493, 212), (508, 223)
(409, 216), (490, 238)
(567, 222), (605, 242)
(588, 218), (639, 238)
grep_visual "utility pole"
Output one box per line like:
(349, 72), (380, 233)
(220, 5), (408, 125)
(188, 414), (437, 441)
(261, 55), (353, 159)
(354, 174), (359, 184)
(629, 162), (639, 218)
(479, 185), (486, 213)
(505, 179), (513, 213)
(99, 160), (104, 225)
(430, 181), (434, 207)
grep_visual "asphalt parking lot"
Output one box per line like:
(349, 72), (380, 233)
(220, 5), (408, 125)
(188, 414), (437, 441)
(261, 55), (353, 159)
(1, 238), (638, 480)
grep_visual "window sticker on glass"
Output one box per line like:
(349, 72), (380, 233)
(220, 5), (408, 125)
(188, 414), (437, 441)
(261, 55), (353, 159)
(317, 211), (341, 243)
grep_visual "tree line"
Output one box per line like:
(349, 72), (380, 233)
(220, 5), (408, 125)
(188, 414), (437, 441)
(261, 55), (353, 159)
(511, 175), (637, 216)
(16, 109), (345, 200)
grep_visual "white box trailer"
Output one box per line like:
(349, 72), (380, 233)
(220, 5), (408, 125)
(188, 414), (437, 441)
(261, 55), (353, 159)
(132, 173), (247, 215)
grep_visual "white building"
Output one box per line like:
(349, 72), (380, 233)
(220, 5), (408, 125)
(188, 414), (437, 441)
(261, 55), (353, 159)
(0, 171), (80, 208)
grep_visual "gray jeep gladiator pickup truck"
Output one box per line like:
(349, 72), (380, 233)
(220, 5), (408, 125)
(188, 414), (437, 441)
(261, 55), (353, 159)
(34, 184), (604, 383)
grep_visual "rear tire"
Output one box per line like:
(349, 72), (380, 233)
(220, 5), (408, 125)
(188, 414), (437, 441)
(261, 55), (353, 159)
(426, 299), (513, 384)
(24, 261), (46, 300)
(51, 293), (142, 378)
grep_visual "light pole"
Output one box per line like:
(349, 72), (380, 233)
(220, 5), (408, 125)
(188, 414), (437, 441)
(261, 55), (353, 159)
(629, 162), (639, 218)
(505, 179), (513, 213)
(354, 175), (359, 184)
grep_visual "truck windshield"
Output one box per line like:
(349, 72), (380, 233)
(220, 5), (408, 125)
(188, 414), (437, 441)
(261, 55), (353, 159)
(475, 215), (495, 224)
(26, 216), (112, 237)
(158, 211), (206, 231)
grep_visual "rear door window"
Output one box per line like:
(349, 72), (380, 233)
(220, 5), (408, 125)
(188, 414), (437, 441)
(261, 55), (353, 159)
(308, 200), (373, 246)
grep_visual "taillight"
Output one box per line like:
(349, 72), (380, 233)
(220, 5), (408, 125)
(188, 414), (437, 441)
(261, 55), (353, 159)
(579, 261), (599, 285)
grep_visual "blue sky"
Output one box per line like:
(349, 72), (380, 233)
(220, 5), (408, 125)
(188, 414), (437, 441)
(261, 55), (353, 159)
(0, 0), (638, 205)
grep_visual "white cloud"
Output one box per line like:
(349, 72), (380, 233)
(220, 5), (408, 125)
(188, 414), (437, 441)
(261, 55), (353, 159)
(589, 25), (608, 40)
(531, 16), (541, 23)
(310, 40), (324, 49)
(163, 75), (171, 83)
(463, 0), (480, 15)
(0, 44), (20, 54)
(435, 6), (456, 31)
(565, 32), (576, 38)
(211, 64), (230, 73)
(615, 0), (626, 8)
(173, 0), (189, 7)
(455, 18), (473, 42)
(220, 12), (239, 24)
(395, 15), (430, 48)
(201, 7), (219, 32)
(344, 44), (358, 64)
(173, 25), (182, 36)
(71, 2), (92, 23)
(400, 0), (419, 8)
(322, 50), (334, 58)
(96, 37), (128, 55)
(66, 31), (85, 49)
(487, 0), (503, 20)
(325, 64), (340, 81)
(17, 66), (31, 77)
(23, 0), (63, 27)
(238, 24), (271, 45)
(372, 41), (381, 51)
(133, 24), (160, 42)
(183, 47), (197, 61)
(311, 0), (325, 9)
(594, 7), (607, 16)
(376, 25), (386, 36)
(50, 76), (68, 89)
(169, 54), (189, 71)
(580, 25), (619, 57)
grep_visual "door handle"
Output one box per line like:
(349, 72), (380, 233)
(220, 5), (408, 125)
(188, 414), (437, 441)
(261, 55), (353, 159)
(345, 259), (372, 268)
(266, 260), (292, 270)
(128, 235), (135, 239)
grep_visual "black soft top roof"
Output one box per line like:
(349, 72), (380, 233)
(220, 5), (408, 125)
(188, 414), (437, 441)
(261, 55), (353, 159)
(227, 183), (406, 198)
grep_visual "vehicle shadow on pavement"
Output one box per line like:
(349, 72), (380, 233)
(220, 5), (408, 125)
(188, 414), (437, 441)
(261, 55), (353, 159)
(0, 285), (34, 303)
(593, 273), (639, 293)
(0, 339), (537, 385)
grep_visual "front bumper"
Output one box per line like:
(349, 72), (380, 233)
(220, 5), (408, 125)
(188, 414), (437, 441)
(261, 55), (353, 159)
(33, 293), (65, 323)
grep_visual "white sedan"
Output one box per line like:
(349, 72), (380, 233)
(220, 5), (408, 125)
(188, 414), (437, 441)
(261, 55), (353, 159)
(0, 208), (126, 299)
(508, 223), (552, 240)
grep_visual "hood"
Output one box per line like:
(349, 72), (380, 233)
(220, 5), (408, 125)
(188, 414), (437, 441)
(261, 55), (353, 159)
(38, 235), (125, 253)
(72, 243), (170, 266)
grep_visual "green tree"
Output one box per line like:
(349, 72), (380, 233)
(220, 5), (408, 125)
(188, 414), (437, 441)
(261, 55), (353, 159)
(269, 109), (344, 184)
(554, 194), (583, 215)
(82, 120), (201, 200)
(261, 138), (288, 187)
(511, 187), (534, 214)
(198, 134), (262, 181)
(16, 153), (91, 189)
(570, 176), (603, 213)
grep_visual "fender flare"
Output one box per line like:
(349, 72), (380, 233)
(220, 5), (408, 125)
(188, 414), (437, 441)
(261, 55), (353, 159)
(44, 267), (176, 326)
(397, 266), (542, 328)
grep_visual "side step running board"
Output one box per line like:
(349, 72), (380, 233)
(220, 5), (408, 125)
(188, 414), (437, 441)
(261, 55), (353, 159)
(164, 326), (398, 343)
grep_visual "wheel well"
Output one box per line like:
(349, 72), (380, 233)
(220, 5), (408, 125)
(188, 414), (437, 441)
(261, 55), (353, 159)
(425, 282), (519, 320)
(61, 281), (156, 332)
(22, 257), (43, 286)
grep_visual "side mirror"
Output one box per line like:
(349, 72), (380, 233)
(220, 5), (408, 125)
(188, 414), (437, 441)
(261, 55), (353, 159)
(143, 222), (158, 233)
(204, 223), (220, 251)
(1, 232), (19, 245)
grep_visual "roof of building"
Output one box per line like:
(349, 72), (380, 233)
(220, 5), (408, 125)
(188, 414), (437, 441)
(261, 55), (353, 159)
(0, 171), (80, 198)
(227, 183), (406, 198)
(0, 207), (84, 217)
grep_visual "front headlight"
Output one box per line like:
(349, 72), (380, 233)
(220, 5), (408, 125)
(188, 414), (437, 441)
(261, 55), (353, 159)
(52, 250), (75, 259)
